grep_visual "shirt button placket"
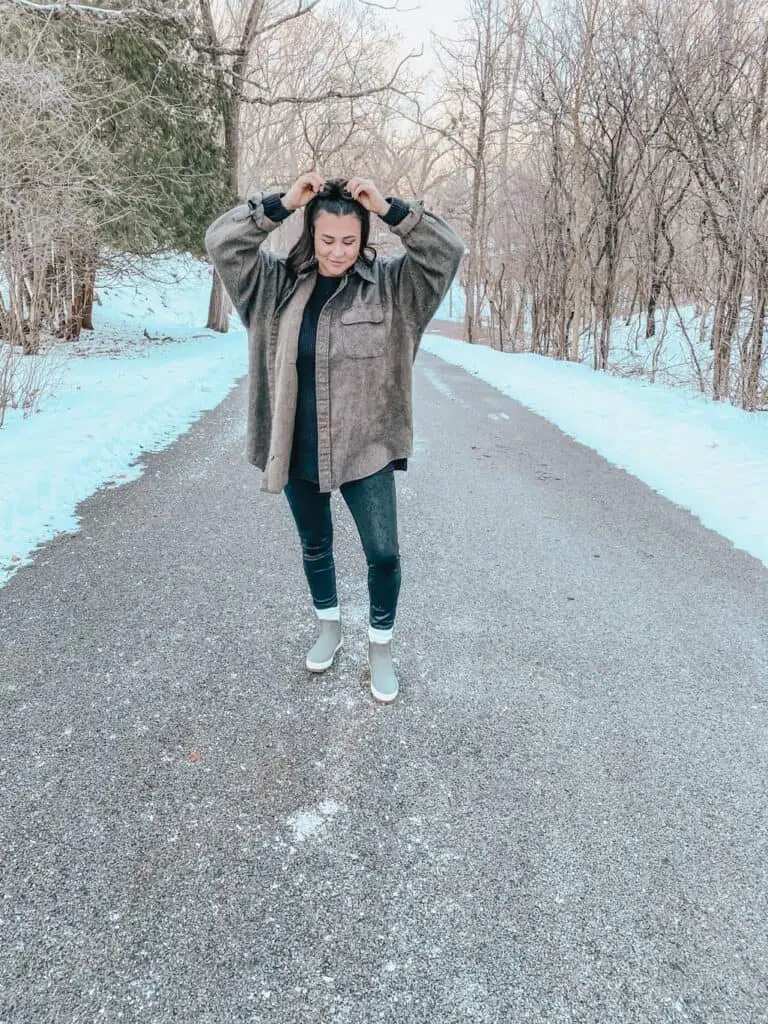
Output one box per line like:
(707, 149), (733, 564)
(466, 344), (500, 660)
(316, 280), (344, 490)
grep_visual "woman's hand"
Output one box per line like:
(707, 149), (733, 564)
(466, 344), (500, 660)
(345, 177), (390, 217)
(282, 171), (325, 211)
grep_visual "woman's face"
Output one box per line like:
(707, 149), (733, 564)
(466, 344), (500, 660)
(313, 211), (361, 276)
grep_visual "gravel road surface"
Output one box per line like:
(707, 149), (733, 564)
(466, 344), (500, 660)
(2, 349), (768, 1023)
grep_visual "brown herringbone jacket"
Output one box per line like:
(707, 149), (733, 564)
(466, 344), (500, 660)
(204, 189), (465, 493)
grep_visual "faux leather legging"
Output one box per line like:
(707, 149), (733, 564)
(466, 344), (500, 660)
(284, 467), (401, 630)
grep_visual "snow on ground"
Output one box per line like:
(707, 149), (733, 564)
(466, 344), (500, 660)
(1, 254), (767, 589)
(608, 306), (717, 391)
(1, 255), (247, 586)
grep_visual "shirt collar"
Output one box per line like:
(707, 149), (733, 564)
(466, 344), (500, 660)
(351, 258), (376, 283)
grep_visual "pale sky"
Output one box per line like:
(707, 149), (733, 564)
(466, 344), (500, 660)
(385, 0), (468, 56)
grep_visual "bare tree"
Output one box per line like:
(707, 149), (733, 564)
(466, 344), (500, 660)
(429, 0), (528, 344)
(197, 0), (421, 330)
(654, 0), (768, 404)
(0, 56), (112, 351)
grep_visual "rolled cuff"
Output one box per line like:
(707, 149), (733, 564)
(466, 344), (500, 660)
(260, 192), (293, 223)
(380, 196), (410, 226)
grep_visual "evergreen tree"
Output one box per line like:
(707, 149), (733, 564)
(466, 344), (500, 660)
(0, 1), (233, 342)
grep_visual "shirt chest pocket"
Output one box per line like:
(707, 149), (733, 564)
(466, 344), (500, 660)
(338, 304), (388, 358)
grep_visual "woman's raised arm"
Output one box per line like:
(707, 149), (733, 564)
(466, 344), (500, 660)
(204, 172), (325, 327)
(382, 202), (466, 340)
(344, 177), (465, 340)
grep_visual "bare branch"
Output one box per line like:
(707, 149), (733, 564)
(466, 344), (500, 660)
(234, 47), (422, 106)
(256, 1), (322, 39)
(357, 0), (418, 9)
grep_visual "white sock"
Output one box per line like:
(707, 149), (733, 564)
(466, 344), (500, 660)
(316, 605), (341, 622)
(369, 625), (393, 644)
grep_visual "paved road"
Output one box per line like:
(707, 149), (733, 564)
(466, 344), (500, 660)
(2, 350), (768, 1023)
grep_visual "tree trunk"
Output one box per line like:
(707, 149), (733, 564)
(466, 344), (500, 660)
(569, 179), (587, 362)
(81, 262), (96, 331)
(69, 254), (97, 340)
(512, 288), (526, 351)
(566, 0), (600, 364)
(646, 276), (660, 339)
(206, 92), (242, 333)
(742, 282), (765, 410)
(464, 107), (487, 345)
(645, 204), (662, 338)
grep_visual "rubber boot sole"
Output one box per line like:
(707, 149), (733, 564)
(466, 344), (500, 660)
(371, 679), (398, 704)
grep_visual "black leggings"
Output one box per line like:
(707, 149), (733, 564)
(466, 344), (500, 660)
(284, 468), (401, 630)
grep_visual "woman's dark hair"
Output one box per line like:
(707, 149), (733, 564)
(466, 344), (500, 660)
(285, 177), (377, 277)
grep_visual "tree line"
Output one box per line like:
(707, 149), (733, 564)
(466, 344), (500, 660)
(443, 0), (768, 410)
(1, 0), (766, 411)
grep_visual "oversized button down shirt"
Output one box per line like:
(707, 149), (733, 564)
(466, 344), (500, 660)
(204, 188), (465, 493)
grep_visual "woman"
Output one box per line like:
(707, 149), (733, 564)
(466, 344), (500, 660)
(205, 172), (464, 703)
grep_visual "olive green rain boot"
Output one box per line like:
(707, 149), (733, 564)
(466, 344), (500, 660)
(368, 626), (398, 703)
(306, 606), (342, 672)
